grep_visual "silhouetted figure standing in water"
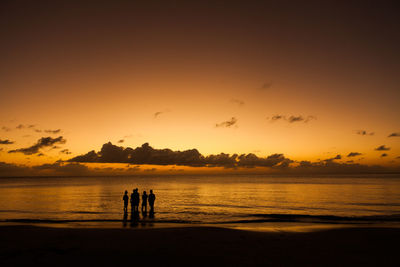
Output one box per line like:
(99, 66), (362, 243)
(142, 191), (148, 213)
(130, 189), (135, 211)
(148, 189), (156, 214)
(132, 188), (140, 212)
(123, 190), (129, 213)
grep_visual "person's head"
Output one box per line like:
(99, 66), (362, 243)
(125, 190), (128, 194)
(143, 191), (146, 194)
(150, 189), (153, 194)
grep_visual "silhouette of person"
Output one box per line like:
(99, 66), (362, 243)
(142, 191), (148, 213)
(148, 189), (156, 213)
(133, 188), (140, 212)
(130, 189), (135, 211)
(123, 190), (129, 213)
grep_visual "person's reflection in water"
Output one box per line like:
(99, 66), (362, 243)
(123, 210), (128, 227)
(130, 209), (139, 227)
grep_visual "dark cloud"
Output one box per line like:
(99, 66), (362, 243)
(388, 132), (400, 137)
(323, 154), (341, 163)
(1, 126), (11, 132)
(118, 139), (124, 143)
(34, 129), (42, 133)
(356, 130), (374, 136)
(230, 98), (244, 106)
(287, 115), (316, 123)
(215, 117), (238, 128)
(37, 153), (45, 157)
(267, 115), (316, 123)
(375, 145), (390, 151)
(381, 153), (388, 157)
(8, 136), (66, 155)
(270, 115), (284, 121)
(69, 142), (290, 168)
(347, 152), (362, 157)
(0, 139), (14, 145)
(16, 124), (24, 129)
(44, 129), (61, 134)
(60, 149), (72, 155)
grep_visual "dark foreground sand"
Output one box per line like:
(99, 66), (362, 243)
(0, 225), (398, 266)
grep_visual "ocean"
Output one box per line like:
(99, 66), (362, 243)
(1, 174), (399, 229)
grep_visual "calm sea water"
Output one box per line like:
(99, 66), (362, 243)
(0, 174), (399, 227)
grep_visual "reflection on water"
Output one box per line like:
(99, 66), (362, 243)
(0, 175), (399, 226)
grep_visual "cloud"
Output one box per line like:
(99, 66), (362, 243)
(287, 115), (316, 123)
(347, 152), (363, 157)
(60, 149), (72, 155)
(381, 153), (388, 157)
(1, 126), (11, 132)
(34, 129), (42, 133)
(16, 124), (25, 129)
(154, 109), (170, 119)
(356, 130), (374, 136)
(215, 117), (238, 128)
(37, 153), (45, 157)
(270, 115), (284, 121)
(44, 129), (61, 134)
(0, 139), (14, 145)
(8, 136), (66, 155)
(118, 139), (124, 143)
(267, 115), (316, 123)
(375, 145), (390, 151)
(260, 81), (272, 90)
(388, 132), (400, 137)
(323, 154), (342, 163)
(230, 98), (244, 106)
(69, 142), (290, 168)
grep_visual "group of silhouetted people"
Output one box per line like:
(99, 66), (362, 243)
(123, 189), (156, 214)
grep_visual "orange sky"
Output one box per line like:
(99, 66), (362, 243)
(0, 1), (399, 173)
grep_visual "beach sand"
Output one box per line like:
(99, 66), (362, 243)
(0, 225), (398, 266)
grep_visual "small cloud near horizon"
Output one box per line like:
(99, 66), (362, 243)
(356, 130), (374, 136)
(118, 139), (124, 143)
(375, 145), (390, 151)
(1, 126), (11, 132)
(215, 117), (238, 128)
(44, 129), (61, 134)
(60, 149), (72, 155)
(388, 132), (400, 137)
(153, 109), (170, 119)
(0, 139), (14, 145)
(381, 153), (388, 157)
(347, 152), (363, 157)
(267, 115), (316, 123)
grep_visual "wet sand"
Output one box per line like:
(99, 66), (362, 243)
(0, 225), (398, 266)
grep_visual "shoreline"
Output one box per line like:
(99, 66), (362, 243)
(1, 224), (399, 266)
